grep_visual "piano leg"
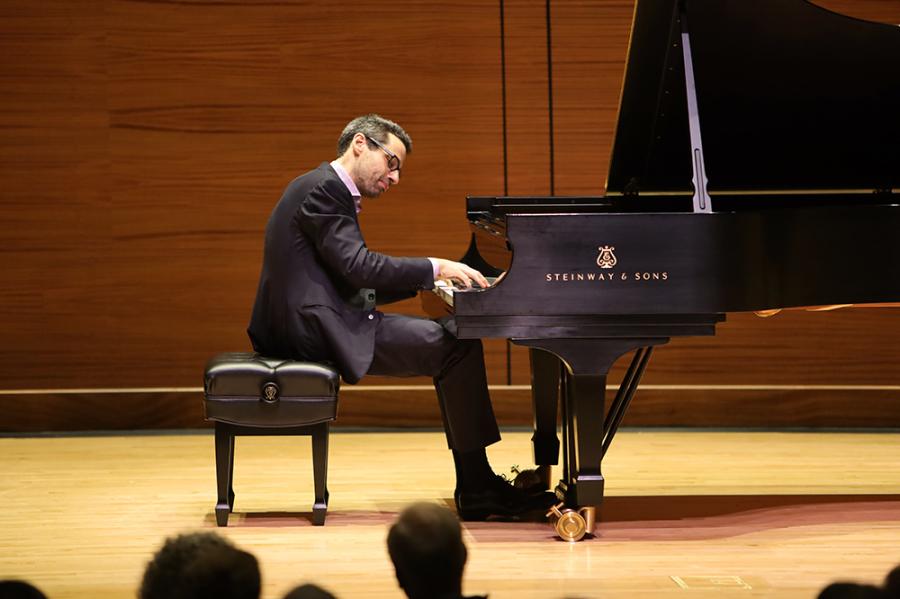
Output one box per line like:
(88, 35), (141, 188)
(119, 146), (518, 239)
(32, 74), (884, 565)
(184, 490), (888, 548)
(561, 372), (607, 506)
(529, 348), (561, 483)
(515, 337), (669, 509)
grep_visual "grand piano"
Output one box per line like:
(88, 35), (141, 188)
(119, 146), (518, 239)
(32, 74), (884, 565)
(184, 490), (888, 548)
(423, 0), (899, 510)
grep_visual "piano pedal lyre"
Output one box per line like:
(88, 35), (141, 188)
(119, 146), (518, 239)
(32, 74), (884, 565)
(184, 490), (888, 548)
(546, 502), (597, 542)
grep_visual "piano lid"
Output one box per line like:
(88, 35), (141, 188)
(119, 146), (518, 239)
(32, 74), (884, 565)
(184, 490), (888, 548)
(606, 0), (900, 197)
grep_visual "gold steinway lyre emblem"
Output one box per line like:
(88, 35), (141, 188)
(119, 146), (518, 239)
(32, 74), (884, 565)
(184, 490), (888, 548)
(596, 245), (617, 269)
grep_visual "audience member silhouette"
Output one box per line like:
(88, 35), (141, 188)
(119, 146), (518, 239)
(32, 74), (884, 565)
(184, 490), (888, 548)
(818, 582), (889, 599)
(0, 580), (48, 599)
(139, 531), (260, 599)
(387, 502), (485, 599)
(815, 561), (900, 599)
(281, 583), (337, 599)
(885, 565), (900, 599)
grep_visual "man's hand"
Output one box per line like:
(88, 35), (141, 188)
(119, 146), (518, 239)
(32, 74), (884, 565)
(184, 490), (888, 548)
(433, 258), (489, 289)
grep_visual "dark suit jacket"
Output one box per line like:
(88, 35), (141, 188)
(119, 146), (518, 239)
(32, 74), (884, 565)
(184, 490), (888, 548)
(248, 163), (435, 383)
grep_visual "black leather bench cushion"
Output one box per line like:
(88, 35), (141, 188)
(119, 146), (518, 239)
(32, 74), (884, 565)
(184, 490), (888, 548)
(204, 352), (340, 427)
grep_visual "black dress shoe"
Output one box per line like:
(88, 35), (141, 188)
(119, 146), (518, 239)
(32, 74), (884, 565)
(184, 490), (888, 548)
(455, 475), (558, 521)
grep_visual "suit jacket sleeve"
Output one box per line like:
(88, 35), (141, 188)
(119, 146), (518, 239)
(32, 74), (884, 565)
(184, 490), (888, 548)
(298, 177), (435, 292)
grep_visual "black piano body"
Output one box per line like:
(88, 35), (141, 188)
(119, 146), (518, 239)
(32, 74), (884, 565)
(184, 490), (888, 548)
(424, 0), (900, 509)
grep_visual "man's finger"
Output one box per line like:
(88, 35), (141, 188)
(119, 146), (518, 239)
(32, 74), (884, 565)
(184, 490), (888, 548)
(469, 269), (488, 288)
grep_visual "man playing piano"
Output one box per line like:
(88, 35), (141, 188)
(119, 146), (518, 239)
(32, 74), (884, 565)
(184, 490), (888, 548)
(247, 114), (553, 520)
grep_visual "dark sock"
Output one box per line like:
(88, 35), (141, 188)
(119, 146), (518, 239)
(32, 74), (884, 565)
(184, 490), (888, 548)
(452, 448), (495, 492)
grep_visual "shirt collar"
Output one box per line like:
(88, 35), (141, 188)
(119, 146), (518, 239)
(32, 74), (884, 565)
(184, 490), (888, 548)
(329, 160), (362, 213)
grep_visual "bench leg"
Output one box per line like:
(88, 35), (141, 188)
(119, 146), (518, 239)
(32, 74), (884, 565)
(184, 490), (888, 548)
(311, 422), (330, 525)
(227, 434), (235, 511)
(214, 424), (234, 526)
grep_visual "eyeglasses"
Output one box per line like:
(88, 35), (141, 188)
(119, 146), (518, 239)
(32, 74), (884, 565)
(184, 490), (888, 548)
(365, 135), (402, 174)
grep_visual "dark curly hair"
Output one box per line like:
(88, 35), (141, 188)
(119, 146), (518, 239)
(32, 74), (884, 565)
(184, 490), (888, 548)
(336, 114), (412, 158)
(139, 532), (260, 599)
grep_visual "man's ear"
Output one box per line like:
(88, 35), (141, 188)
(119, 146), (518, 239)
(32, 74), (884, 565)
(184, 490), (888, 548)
(351, 133), (367, 156)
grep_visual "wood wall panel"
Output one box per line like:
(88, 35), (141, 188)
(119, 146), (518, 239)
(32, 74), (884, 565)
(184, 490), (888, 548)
(0, 1), (112, 390)
(627, 309), (900, 386)
(2, 0), (899, 431)
(550, 0), (633, 196)
(503, 0), (553, 196)
(812, 0), (900, 24)
(1, 1), (504, 392)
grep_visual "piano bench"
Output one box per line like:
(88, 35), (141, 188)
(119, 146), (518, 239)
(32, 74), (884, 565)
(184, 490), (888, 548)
(202, 352), (340, 526)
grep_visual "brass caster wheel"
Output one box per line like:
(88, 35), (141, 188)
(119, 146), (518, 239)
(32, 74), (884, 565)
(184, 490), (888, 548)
(546, 502), (596, 542)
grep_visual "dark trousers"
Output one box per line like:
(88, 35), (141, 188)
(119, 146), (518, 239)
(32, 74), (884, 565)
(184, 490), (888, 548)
(367, 313), (501, 453)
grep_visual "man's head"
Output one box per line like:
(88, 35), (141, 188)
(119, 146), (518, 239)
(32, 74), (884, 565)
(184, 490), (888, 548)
(0, 580), (48, 599)
(281, 583), (337, 599)
(817, 582), (889, 599)
(387, 502), (467, 599)
(139, 531), (261, 599)
(885, 564), (900, 597)
(336, 114), (412, 198)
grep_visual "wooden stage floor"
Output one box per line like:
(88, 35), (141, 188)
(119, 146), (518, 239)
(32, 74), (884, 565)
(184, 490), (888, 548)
(1, 429), (899, 598)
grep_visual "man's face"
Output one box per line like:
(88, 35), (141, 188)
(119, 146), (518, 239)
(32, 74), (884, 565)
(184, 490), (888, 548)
(351, 132), (406, 198)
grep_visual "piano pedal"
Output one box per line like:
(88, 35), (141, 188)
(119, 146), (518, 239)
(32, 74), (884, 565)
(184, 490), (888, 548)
(510, 464), (552, 494)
